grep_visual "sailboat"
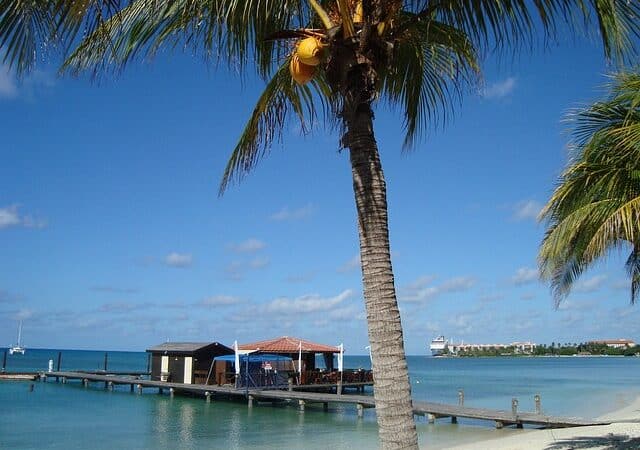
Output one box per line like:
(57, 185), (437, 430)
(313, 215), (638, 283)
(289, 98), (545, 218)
(9, 321), (26, 355)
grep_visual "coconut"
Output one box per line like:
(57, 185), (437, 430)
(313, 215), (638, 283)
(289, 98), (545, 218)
(353, 1), (363, 23)
(289, 54), (316, 85)
(296, 37), (325, 66)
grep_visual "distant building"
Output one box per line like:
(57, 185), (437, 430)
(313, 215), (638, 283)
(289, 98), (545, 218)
(449, 341), (537, 354)
(588, 339), (636, 349)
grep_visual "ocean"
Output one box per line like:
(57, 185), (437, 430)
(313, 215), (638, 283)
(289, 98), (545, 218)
(2, 349), (639, 449)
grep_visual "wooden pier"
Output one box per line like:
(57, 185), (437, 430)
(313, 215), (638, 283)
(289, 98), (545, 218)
(39, 371), (608, 429)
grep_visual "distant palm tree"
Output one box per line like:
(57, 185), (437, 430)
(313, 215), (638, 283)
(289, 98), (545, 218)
(2, 1), (639, 448)
(539, 71), (640, 305)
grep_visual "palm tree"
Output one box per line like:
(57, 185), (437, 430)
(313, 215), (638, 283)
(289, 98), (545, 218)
(2, 1), (639, 448)
(539, 70), (640, 306)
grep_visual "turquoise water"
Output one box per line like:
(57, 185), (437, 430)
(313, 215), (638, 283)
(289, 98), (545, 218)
(2, 350), (640, 449)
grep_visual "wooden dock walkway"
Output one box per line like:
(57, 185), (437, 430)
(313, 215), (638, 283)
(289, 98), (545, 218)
(39, 371), (608, 429)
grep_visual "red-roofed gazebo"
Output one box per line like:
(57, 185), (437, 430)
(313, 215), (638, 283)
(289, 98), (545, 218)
(238, 336), (340, 376)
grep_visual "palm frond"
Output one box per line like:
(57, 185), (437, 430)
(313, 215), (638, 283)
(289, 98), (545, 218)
(0, 0), (55, 75)
(62, 0), (310, 79)
(421, 0), (639, 62)
(626, 245), (640, 304)
(539, 68), (640, 305)
(219, 55), (335, 194)
(383, 16), (479, 149)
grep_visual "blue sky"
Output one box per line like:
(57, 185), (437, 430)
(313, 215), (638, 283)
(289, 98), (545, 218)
(1, 30), (639, 354)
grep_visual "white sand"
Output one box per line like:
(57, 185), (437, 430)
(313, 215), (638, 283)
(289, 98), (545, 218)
(447, 396), (640, 450)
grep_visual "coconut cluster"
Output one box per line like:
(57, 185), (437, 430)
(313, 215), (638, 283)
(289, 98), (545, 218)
(289, 37), (325, 85)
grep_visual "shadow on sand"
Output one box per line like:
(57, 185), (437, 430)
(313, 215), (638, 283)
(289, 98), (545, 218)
(545, 433), (640, 449)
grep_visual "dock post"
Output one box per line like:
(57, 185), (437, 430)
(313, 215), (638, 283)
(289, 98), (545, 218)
(107, 381), (113, 391)
(2, 350), (6, 372)
(205, 392), (211, 403)
(169, 388), (175, 398)
(82, 378), (88, 387)
(427, 413), (435, 424)
(534, 394), (541, 414)
(357, 404), (364, 419)
(56, 352), (62, 383)
(298, 400), (305, 412)
(337, 379), (343, 396)
(495, 421), (504, 429)
(511, 398), (518, 416)
(137, 384), (143, 394)
(62, 376), (67, 384)
(458, 389), (464, 406)
(288, 378), (293, 392)
(248, 395), (254, 408)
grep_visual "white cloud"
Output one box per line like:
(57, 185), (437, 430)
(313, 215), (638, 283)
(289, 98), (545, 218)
(448, 314), (475, 335)
(224, 257), (269, 281)
(399, 275), (476, 303)
(265, 289), (353, 315)
(337, 254), (360, 273)
(270, 204), (315, 221)
(0, 205), (46, 229)
(0, 206), (20, 228)
(479, 293), (504, 303)
(0, 66), (17, 99)
(574, 275), (607, 293)
(482, 77), (516, 99)
(230, 238), (266, 253)
(91, 286), (138, 294)
(328, 304), (364, 321)
(511, 267), (539, 285)
(285, 272), (316, 283)
(98, 302), (142, 313)
(0, 65), (56, 101)
(249, 256), (270, 269)
(13, 308), (34, 321)
(164, 252), (193, 268)
(512, 200), (543, 221)
(199, 295), (242, 307)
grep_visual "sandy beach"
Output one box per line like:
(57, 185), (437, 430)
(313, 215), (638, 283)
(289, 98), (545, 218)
(448, 396), (640, 449)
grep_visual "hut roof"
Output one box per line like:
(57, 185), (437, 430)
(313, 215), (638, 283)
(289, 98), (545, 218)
(238, 336), (339, 353)
(146, 342), (233, 355)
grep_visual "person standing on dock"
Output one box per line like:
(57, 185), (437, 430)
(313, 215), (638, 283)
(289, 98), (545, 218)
(264, 361), (273, 386)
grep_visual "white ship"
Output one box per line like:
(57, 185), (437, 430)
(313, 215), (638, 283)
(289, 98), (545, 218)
(9, 321), (25, 355)
(429, 336), (448, 356)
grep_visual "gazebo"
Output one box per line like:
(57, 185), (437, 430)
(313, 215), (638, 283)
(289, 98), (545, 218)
(238, 336), (341, 384)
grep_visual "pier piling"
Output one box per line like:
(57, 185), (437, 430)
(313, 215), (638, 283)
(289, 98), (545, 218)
(458, 389), (464, 406)
(298, 399), (305, 412)
(535, 394), (541, 414)
(512, 398), (518, 416)
(205, 392), (211, 403)
(357, 404), (364, 418)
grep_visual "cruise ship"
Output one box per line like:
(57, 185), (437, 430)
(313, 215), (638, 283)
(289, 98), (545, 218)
(429, 336), (448, 356)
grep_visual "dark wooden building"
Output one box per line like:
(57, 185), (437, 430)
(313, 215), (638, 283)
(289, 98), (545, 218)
(146, 342), (233, 384)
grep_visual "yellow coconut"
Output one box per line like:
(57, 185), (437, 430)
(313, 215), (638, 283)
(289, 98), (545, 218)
(289, 54), (316, 85)
(353, 1), (363, 23)
(296, 37), (325, 66)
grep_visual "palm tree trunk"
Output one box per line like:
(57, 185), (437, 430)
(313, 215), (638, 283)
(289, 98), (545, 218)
(346, 104), (418, 449)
